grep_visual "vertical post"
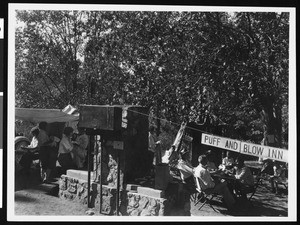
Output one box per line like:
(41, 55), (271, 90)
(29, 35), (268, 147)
(94, 136), (99, 181)
(87, 135), (92, 208)
(99, 139), (103, 214)
(116, 150), (120, 216)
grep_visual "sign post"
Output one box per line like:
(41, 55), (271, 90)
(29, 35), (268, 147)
(97, 136), (102, 215)
(87, 135), (93, 208)
(114, 141), (124, 216)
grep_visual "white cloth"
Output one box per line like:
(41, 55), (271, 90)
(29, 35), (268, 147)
(177, 159), (194, 181)
(58, 134), (73, 154)
(222, 157), (234, 166)
(28, 136), (39, 148)
(194, 164), (215, 190)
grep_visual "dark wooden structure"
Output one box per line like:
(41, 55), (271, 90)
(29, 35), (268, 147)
(186, 121), (229, 167)
(78, 105), (150, 184)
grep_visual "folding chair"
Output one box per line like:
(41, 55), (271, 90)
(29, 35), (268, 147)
(272, 168), (288, 192)
(236, 173), (263, 202)
(193, 175), (219, 212)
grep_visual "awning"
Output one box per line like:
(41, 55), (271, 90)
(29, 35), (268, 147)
(15, 107), (79, 123)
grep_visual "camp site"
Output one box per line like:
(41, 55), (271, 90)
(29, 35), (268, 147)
(9, 5), (296, 222)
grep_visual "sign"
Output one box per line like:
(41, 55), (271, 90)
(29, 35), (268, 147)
(201, 133), (288, 162)
(113, 141), (124, 150)
(201, 133), (240, 153)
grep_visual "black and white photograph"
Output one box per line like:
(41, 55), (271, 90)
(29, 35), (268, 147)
(7, 3), (296, 222)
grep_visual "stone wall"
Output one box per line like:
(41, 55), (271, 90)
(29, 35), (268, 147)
(126, 192), (168, 216)
(59, 174), (173, 216)
(59, 175), (89, 205)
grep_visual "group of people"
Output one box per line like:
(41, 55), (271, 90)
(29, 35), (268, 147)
(175, 150), (256, 211)
(21, 121), (89, 182)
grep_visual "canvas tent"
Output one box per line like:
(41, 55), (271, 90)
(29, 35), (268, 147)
(15, 106), (79, 123)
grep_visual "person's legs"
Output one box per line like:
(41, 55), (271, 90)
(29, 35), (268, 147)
(214, 181), (236, 209)
(58, 154), (68, 174)
(270, 176), (276, 193)
(39, 147), (48, 182)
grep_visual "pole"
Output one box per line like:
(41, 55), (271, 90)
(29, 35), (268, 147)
(87, 135), (92, 208)
(116, 150), (120, 216)
(99, 139), (103, 214)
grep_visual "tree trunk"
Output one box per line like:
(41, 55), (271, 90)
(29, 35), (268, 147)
(262, 103), (282, 148)
(156, 102), (161, 137)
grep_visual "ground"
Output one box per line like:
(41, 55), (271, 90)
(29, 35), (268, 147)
(14, 166), (288, 218)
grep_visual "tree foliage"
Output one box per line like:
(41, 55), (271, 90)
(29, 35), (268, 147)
(15, 10), (289, 147)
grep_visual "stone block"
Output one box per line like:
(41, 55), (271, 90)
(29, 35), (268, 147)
(66, 169), (94, 181)
(126, 192), (166, 216)
(137, 186), (165, 199)
(59, 178), (67, 191)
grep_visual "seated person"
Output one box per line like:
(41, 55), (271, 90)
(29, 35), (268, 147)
(260, 158), (275, 176)
(194, 155), (236, 210)
(219, 151), (234, 171)
(233, 155), (255, 198)
(269, 161), (287, 194)
(20, 127), (40, 169)
(21, 126), (40, 153)
(205, 150), (217, 172)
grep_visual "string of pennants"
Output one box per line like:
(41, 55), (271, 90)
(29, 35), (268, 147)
(201, 133), (288, 162)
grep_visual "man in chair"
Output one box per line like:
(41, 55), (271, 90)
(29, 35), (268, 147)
(194, 155), (236, 211)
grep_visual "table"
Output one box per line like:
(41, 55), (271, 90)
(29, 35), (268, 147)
(210, 170), (236, 182)
(210, 170), (238, 197)
(244, 160), (264, 169)
(244, 160), (264, 175)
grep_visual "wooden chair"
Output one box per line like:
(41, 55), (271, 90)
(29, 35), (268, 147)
(235, 173), (263, 202)
(193, 175), (219, 212)
(271, 168), (288, 192)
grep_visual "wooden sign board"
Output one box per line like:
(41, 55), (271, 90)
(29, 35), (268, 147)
(78, 105), (122, 131)
(201, 133), (288, 162)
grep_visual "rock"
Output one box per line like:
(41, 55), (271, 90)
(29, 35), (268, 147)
(85, 209), (95, 215)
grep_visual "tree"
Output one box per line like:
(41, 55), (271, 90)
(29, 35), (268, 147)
(15, 10), (289, 147)
(15, 10), (88, 109)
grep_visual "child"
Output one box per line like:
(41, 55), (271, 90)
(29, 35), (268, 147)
(270, 161), (287, 194)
